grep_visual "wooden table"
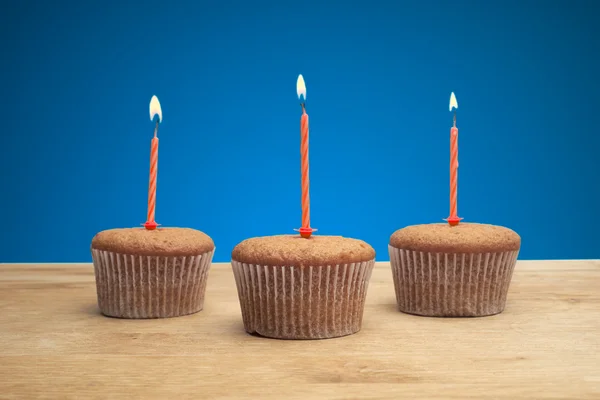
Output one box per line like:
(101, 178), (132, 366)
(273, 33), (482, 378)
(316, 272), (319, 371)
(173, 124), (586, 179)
(0, 261), (598, 399)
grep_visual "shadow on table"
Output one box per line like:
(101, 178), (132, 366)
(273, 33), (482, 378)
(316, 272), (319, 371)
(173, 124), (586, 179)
(370, 299), (400, 314)
(78, 304), (232, 322)
(81, 303), (103, 316)
(378, 302), (400, 313)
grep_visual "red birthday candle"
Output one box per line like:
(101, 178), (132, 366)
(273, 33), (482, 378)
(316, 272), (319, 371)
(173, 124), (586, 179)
(446, 92), (463, 226)
(295, 75), (316, 238)
(144, 95), (162, 230)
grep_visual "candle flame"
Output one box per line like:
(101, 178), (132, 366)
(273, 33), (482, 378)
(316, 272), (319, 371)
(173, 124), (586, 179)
(449, 92), (458, 111)
(149, 95), (162, 123)
(296, 74), (306, 102)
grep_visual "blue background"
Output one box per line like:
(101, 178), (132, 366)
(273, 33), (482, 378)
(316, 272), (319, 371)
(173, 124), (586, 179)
(1, 0), (598, 262)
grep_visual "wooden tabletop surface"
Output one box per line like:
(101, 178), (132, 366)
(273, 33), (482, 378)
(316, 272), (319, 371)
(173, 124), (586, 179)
(0, 260), (599, 399)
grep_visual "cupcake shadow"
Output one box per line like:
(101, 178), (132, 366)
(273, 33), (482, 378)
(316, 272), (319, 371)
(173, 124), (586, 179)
(377, 300), (503, 319)
(245, 330), (356, 341)
(81, 303), (104, 316)
(80, 303), (204, 320)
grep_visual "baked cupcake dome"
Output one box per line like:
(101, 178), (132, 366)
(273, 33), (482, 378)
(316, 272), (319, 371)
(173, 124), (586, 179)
(389, 223), (520, 317)
(231, 235), (376, 340)
(91, 227), (215, 319)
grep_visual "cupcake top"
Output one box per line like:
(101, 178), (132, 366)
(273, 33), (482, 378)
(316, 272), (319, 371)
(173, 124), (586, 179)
(91, 227), (214, 256)
(390, 223), (520, 253)
(231, 235), (375, 267)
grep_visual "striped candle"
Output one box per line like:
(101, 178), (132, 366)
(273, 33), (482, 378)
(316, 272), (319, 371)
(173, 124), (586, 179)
(300, 107), (310, 229)
(145, 95), (162, 230)
(296, 75), (316, 238)
(446, 92), (462, 226)
(449, 126), (458, 218)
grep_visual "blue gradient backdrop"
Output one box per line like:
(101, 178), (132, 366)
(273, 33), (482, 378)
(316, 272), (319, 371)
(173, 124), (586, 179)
(1, 0), (598, 262)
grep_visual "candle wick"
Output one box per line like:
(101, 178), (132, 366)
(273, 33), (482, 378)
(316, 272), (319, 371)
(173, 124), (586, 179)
(301, 103), (306, 113)
(453, 112), (456, 128)
(153, 120), (159, 138)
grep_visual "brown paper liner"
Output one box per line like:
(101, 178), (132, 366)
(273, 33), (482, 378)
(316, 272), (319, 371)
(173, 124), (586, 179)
(231, 260), (375, 339)
(389, 245), (519, 317)
(91, 248), (214, 318)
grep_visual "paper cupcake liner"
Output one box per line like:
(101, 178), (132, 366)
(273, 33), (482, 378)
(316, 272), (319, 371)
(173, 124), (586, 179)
(231, 260), (375, 339)
(91, 248), (214, 318)
(389, 245), (519, 317)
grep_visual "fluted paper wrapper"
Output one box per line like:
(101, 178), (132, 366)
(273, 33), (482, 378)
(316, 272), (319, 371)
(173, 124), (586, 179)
(389, 245), (519, 317)
(231, 260), (375, 339)
(91, 249), (214, 318)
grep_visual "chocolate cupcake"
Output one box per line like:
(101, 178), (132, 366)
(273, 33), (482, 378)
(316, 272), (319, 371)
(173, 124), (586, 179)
(231, 235), (375, 339)
(91, 227), (214, 318)
(388, 223), (520, 317)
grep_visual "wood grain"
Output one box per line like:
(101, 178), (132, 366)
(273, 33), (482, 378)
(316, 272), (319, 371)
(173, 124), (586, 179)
(0, 260), (598, 400)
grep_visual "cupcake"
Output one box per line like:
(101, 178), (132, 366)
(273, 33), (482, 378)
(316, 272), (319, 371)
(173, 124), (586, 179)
(91, 227), (215, 318)
(231, 235), (375, 339)
(388, 223), (520, 317)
